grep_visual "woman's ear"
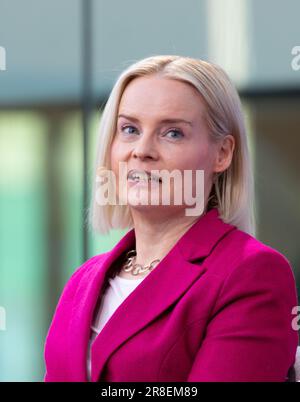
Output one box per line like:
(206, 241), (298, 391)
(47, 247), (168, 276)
(214, 134), (235, 173)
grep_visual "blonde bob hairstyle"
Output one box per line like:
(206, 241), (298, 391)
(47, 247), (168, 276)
(87, 55), (256, 237)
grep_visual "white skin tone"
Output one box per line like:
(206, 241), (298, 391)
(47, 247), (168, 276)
(110, 74), (235, 279)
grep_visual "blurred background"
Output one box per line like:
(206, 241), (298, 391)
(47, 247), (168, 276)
(0, 0), (299, 381)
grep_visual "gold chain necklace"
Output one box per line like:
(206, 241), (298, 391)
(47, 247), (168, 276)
(122, 249), (161, 276)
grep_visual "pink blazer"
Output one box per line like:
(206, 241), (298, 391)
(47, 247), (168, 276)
(44, 208), (299, 382)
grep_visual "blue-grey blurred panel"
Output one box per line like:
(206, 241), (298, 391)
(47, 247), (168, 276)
(249, 0), (300, 88)
(0, 0), (81, 105)
(1, 0), (300, 107)
(92, 0), (208, 99)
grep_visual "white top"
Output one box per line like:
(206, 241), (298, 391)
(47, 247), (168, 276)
(86, 274), (144, 381)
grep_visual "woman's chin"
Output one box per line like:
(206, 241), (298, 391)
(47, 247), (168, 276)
(117, 181), (183, 209)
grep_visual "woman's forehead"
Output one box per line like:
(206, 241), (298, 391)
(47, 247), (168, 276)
(119, 77), (205, 121)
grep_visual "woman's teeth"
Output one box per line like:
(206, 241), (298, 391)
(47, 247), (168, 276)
(128, 173), (161, 183)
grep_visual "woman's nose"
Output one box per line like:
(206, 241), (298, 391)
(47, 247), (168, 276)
(132, 134), (158, 160)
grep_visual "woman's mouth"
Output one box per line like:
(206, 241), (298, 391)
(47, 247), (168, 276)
(127, 169), (162, 185)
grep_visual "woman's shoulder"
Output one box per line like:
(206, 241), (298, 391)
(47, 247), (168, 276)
(229, 228), (291, 264)
(58, 253), (109, 301)
(71, 252), (109, 279)
(210, 226), (295, 283)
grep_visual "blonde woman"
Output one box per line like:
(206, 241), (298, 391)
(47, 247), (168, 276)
(44, 55), (299, 382)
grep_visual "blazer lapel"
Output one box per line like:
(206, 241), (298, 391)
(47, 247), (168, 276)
(68, 208), (236, 382)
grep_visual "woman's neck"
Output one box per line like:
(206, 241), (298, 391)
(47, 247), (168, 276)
(131, 211), (203, 266)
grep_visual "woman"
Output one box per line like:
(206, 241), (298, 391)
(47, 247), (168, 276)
(44, 55), (299, 382)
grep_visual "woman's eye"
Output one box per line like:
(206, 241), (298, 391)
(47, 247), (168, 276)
(119, 125), (183, 140)
(121, 125), (138, 135)
(165, 129), (184, 139)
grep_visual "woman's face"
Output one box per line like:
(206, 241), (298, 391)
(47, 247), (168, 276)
(110, 75), (233, 217)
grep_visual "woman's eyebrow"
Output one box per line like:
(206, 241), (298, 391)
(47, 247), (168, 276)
(117, 114), (193, 127)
